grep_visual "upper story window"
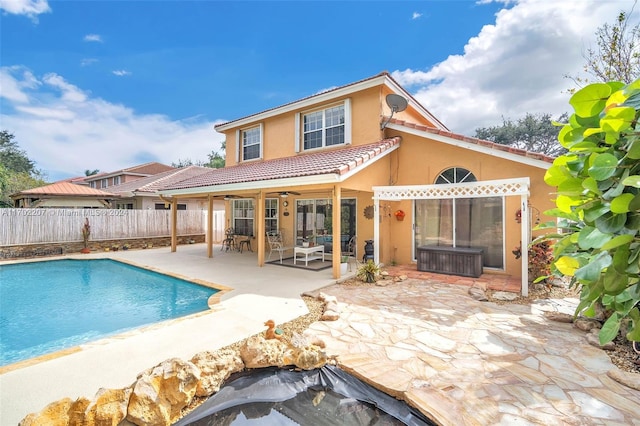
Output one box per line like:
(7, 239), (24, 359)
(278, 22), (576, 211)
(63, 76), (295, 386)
(295, 100), (351, 152)
(89, 181), (96, 188)
(101, 178), (108, 188)
(236, 125), (262, 162)
(113, 176), (121, 185)
(242, 127), (261, 161)
(303, 105), (345, 150)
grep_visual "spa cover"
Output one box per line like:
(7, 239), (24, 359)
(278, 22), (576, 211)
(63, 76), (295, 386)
(174, 365), (433, 425)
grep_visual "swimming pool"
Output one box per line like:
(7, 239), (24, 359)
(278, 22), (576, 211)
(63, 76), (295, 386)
(0, 259), (219, 366)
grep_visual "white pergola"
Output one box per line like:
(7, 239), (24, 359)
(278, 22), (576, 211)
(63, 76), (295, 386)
(372, 178), (531, 296)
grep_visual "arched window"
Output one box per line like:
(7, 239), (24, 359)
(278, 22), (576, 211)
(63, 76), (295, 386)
(435, 167), (476, 184)
(414, 167), (504, 269)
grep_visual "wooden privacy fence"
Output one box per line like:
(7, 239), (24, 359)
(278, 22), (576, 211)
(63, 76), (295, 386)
(0, 209), (225, 246)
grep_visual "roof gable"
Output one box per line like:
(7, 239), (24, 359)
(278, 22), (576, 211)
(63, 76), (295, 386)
(214, 71), (447, 133)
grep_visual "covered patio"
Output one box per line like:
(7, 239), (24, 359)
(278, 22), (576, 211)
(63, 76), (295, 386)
(159, 139), (402, 280)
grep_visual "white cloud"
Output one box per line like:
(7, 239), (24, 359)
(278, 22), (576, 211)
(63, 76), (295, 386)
(0, 66), (40, 103)
(80, 58), (98, 67)
(393, 0), (637, 135)
(0, 66), (224, 181)
(83, 34), (103, 43)
(0, 0), (50, 19)
(412, 12), (422, 20)
(112, 70), (132, 77)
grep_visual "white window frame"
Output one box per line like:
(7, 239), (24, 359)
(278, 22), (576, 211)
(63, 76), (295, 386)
(236, 124), (263, 162)
(265, 198), (279, 233)
(101, 178), (108, 188)
(232, 199), (255, 235)
(113, 176), (121, 185)
(295, 99), (351, 152)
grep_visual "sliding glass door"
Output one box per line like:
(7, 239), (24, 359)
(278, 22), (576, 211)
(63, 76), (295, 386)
(295, 198), (356, 250)
(414, 197), (504, 269)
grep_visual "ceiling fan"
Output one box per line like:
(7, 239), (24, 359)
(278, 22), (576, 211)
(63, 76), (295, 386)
(268, 191), (301, 198)
(220, 194), (241, 200)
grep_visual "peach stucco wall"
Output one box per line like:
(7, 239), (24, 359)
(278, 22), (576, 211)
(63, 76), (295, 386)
(221, 86), (434, 166)
(215, 83), (551, 280)
(382, 130), (553, 277)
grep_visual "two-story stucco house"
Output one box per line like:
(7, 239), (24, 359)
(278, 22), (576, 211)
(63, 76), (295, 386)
(160, 72), (554, 295)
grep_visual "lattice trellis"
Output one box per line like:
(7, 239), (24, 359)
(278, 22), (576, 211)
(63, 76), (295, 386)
(373, 178), (529, 200)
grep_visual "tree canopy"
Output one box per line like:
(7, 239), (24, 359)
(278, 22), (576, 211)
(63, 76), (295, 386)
(172, 142), (226, 169)
(566, 5), (640, 91)
(0, 130), (36, 175)
(0, 131), (47, 207)
(474, 113), (568, 157)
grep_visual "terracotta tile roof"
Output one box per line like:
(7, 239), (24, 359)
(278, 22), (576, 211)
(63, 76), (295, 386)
(163, 138), (401, 191)
(108, 166), (212, 194)
(11, 182), (117, 197)
(388, 118), (555, 163)
(83, 162), (175, 182)
(123, 162), (175, 175)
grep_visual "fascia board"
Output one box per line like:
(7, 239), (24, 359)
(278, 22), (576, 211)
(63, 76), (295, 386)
(388, 123), (551, 170)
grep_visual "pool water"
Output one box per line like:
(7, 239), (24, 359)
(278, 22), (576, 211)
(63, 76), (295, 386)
(0, 259), (219, 366)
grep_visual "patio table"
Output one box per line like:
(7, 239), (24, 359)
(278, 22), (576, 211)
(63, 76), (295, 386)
(293, 245), (325, 267)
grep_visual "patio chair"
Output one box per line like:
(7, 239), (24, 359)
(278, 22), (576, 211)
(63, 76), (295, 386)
(266, 231), (293, 263)
(221, 228), (236, 251)
(342, 235), (357, 271)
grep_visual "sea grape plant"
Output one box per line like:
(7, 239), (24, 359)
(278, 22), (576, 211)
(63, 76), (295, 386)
(539, 79), (640, 345)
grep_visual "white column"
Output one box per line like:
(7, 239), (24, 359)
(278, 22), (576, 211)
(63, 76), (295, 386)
(520, 195), (529, 296)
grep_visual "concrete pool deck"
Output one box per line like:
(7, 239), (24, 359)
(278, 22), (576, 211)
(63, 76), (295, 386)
(0, 244), (338, 425)
(2, 244), (639, 425)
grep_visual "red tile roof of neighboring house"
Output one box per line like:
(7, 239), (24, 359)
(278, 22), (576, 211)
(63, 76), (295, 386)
(11, 182), (117, 197)
(108, 166), (212, 194)
(388, 118), (555, 164)
(163, 138), (401, 191)
(123, 162), (175, 175)
(83, 162), (175, 181)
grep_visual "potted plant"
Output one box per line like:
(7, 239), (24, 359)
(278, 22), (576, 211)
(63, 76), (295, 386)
(80, 218), (91, 254)
(122, 243), (130, 251)
(394, 209), (405, 221)
(340, 255), (349, 275)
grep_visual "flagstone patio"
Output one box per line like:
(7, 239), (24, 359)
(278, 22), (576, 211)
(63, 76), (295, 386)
(307, 279), (640, 426)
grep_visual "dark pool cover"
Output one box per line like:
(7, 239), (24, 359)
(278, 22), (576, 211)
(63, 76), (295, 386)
(174, 365), (434, 426)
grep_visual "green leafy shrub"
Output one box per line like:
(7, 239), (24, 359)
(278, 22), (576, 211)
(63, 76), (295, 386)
(512, 241), (553, 283)
(356, 260), (380, 283)
(539, 79), (640, 345)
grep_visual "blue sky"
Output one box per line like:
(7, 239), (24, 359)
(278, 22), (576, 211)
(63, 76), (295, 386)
(1, 0), (637, 182)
